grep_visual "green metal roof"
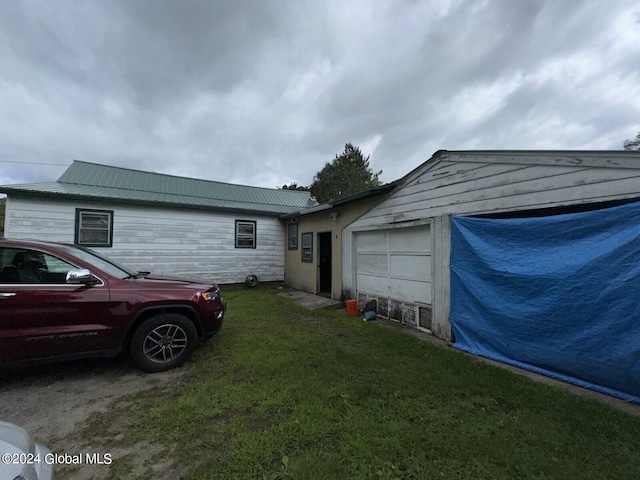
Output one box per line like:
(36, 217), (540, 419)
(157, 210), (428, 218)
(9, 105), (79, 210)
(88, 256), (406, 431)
(279, 182), (397, 220)
(0, 161), (315, 215)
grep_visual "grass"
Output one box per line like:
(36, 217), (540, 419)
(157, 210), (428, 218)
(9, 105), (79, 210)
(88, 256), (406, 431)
(87, 286), (640, 479)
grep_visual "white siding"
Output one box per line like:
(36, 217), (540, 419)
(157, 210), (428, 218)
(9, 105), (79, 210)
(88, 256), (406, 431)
(351, 157), (640, 230)
(4, 197), (285, 284)
(4, 197), (75, 242)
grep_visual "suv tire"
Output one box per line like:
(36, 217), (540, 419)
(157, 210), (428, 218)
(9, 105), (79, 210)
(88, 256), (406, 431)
(130, 313), (198, 372)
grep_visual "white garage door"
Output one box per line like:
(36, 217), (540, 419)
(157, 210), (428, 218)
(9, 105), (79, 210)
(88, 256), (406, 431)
(355, 224), (432, 304)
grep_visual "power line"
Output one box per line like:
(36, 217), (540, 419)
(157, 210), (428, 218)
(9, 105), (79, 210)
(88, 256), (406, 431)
(0, 160), (70, 166)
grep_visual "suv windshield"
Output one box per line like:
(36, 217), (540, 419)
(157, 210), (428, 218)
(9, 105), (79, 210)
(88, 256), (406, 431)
(56, 244), (137, 279)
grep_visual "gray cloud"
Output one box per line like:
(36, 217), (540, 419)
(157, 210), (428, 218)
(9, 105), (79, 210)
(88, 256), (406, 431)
(1, 0), (639, 190)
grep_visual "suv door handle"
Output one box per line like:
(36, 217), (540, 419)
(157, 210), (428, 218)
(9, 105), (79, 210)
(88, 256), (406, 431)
(0, 293), (16, 298)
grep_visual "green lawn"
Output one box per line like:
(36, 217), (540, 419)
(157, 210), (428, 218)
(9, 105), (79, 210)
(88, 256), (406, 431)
(94, 286), (640, 479)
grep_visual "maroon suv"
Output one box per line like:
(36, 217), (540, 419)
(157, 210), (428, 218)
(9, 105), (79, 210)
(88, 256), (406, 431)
(0, 238), (226, 372)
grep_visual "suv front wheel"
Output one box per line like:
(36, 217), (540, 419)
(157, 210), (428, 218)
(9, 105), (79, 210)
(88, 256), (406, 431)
(130, 313), (198, 372)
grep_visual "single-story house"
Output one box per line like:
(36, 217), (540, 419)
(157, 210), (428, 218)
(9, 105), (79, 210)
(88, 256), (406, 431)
(0, 160), (315, 284)
(342, 149), (640, 403)
(281, 183), (395, 301)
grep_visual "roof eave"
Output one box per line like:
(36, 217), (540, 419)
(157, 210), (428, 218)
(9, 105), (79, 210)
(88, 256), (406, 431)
(0, 188), (298, 217)
(279, 183), (397, 220)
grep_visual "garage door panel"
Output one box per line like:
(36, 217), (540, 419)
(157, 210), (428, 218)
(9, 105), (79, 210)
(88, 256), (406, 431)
(356, 273), (389, 294)
(389, 225), (431, 252)
(357, 253), (388, 275)
(390, 254), (431, 279)
(356, 231), (387, 252)
(390, 278), (431, 304)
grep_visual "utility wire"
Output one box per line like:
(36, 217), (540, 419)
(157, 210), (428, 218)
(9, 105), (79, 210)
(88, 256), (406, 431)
(0, 160), (70, 166)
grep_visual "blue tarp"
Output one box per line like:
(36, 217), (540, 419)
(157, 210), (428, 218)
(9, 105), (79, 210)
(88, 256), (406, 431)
(450, 201), (640, 404)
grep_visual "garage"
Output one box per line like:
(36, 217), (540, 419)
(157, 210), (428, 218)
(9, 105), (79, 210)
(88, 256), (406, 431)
(354, 224), (432, 328)
(343, 150), (640, 401)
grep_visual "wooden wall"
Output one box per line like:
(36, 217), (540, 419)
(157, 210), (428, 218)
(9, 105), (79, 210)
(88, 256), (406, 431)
(4, 196), (285, 284)
(354, 152), (640, 228)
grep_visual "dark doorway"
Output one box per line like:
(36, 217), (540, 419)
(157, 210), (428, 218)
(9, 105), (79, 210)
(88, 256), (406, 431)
(318, 232), (332, 297)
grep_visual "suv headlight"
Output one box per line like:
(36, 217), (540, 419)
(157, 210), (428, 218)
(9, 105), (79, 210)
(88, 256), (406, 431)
(201, 289), (220, 302)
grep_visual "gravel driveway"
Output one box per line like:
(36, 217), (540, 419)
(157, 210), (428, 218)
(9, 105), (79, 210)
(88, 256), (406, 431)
(0, 358), (187, 479)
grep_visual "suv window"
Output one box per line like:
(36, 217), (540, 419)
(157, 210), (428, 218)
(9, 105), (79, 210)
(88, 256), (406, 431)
(0, 247), (76, 284)
(56, 244), (134, 279)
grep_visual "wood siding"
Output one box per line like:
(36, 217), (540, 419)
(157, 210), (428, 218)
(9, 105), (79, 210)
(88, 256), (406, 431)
(4, 197), (285, 284)
(351, 160), (640, 229)
(431, 215), (451, 340)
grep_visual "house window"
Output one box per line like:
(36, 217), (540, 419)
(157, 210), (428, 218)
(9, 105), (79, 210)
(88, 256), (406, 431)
(301, 232), (313, 262)
(235, 220), (256, 248)
(75, 209), (113, 247)
(288, 223), (298, 250)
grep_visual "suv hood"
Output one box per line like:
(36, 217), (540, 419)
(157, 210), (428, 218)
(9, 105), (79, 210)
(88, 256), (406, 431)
(132, 273), (217, 289)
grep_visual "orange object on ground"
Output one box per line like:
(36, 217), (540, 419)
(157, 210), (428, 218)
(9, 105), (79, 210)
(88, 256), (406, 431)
(346, 299), (359, 316)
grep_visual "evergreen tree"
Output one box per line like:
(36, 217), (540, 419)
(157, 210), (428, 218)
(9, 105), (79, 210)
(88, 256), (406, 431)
(311, 143), (382, 203)
(623, 132), (640, 151)
(280, 182), (309, 191)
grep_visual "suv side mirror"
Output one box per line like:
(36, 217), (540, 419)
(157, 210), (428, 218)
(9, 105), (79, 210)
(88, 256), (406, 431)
(66, 269), (94, 285)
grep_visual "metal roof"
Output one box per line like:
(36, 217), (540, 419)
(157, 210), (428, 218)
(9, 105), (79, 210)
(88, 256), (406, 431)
(0, 161), (315, 215)
(279, 182), (397, 220)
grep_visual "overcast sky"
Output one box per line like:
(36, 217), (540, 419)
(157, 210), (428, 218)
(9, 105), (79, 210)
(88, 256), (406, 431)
(1, 0), (639, 190)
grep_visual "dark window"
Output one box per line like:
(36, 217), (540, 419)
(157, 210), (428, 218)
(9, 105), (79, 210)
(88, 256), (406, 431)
(235, 220), (257, 248)
(288, 223), (298, 250)
(0, 247), (76, 284)
(301, 232), (313, 263)
(75, 209), (113, 247)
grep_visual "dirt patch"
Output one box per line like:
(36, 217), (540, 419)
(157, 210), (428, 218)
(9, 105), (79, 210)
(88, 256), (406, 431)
(0, 357), (188, 479)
